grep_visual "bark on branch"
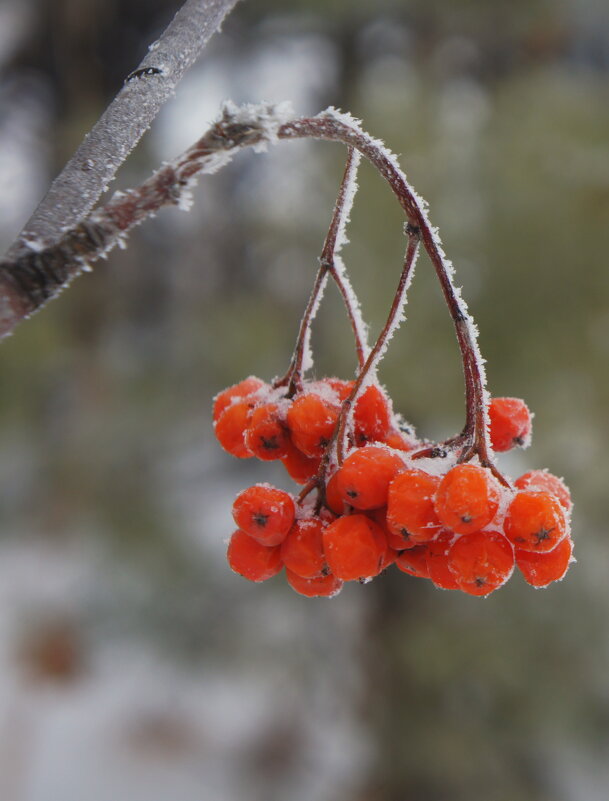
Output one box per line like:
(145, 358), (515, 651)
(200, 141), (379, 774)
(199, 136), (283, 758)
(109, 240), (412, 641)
(4, 0), (241, 261)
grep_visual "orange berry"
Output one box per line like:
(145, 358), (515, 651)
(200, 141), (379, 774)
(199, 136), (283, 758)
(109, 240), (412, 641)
(426, 530), (459, 590)
(448, 531), (514, 596)
(383, 427), (417, 451)
(434, 464), (500, 535)
(335, 446), (404, 510)
(281, 440), (320, 485)
(215, 400), (254, 458)
(504, 491), (567, 553)
(354, 384), (391, 445)
(286, 393), (340, 458)
(244, 402), (290, 461)
(322, 377), (355, 402)
(488, 397), (532, 452)
(323, 514), (387, 581)
(396, 544), (430, 578)
(516, 537), (574, 587)
(232, 485), (295, 546)
(386, 469), (442, 543)
(227, 530), (283, 582)
(325, 471), (345, 515)
(213, 376), (265, 422)
(285, 569), (343, 598)
(280, 518), (326, 578)
(514, 470), (572, 512)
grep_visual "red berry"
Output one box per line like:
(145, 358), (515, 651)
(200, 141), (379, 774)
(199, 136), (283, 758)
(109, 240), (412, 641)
(514, 470), (572, 512)
(354, 384), (391, 445)
(232, 485), (295, 546)
(321, 377), (355, 402)
(386, 469), (442, 543)
(435, 464), (500, 535)
(335, 446), (404, 510)
(227, 530), (283, 582)
(448, 531), (514, 596)
(286, 393), (340, 458)
(215, 400), (254, 458)
(504, 491), (567, 553)
(426, 530), (459, 590)
(516, 537), (574, 587)
(281, 440), (320, 485)
(396, 544), (430, 578)
(323, 514), (387, 581)
(285, 569), (343, 598)
(213, 376), (265, 422)
(280, 518), (326, 579)
(244, 402), (290, 461)
(325, 471), (345, 515)
(488, 397), (532, 452)
(383, 427), (417, 451)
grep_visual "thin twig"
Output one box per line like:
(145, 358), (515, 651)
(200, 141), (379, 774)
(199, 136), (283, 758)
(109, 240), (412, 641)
(335, 224), (420, 464)
(274, 147), (367, 394)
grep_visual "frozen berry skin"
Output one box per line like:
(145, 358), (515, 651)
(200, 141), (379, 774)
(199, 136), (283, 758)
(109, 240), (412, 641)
(324, 471), (345, 515)
(488, 397), (532, 452)
(280, 518), (326, 579)
(213, 376), (265, 422)
(285, 569), (343, 598)
(396, 545), (430, 579)
(504, 490), (567, 553)
(281, 440), (320, 485)
(232, 485), (295, 546)
(244, 403), (290, 461)
(387, 469), (442, 543)
(516, 537), (574, 587)
(323, 514), (387, 581)
(335, 446), (404, 510)
(383, 427), (417, 452)
(426, 530), (459, 590)
(227, 530), (283, 582)
(321, 377), (355, 402)
(434, 464), (500, 535)
(514, 470), (572, 512)
(354, 384), (391, 445)
(214, 400), (254, 458)
(448, 531), (514, 597)
(286, 393), (340, 458)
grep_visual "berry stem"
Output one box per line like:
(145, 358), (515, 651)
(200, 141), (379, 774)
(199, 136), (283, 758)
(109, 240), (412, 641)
(274, 147), (368, 395)
(278, 111), (504, 481)
(335, 224), (421, 464)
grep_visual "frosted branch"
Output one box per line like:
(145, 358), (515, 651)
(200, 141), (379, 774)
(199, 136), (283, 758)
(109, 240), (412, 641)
(4, 0), (241, 260)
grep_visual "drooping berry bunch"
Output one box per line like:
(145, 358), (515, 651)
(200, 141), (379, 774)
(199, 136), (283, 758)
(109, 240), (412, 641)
(212, 145), (574, 598)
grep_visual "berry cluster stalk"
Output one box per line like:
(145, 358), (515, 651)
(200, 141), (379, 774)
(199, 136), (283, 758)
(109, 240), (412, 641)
(278, 111), (506, 483)
(335, 224), (421, 464)
(275, 147), (368, 395)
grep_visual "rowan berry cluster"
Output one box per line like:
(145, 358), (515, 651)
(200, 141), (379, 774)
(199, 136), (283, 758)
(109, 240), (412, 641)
(213, 376), (573, 597)
(211, 143), (574, 598)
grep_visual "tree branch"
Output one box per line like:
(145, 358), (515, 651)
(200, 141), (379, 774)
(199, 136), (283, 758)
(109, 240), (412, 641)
(4, 0), (241, 261)
(0, 101), (497, 472)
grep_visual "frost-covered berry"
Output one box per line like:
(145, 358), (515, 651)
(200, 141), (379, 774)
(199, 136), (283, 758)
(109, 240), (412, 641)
(448, 530), (514, 597)
(488, 397), (532, 452)
(335, 446), (404, 510)
(515, 537), (574, 587)
(504, 491), (567, 553)
(434, 464), (500, 535)
(227, 530), (283, 582)
(232, 485), (295, 546)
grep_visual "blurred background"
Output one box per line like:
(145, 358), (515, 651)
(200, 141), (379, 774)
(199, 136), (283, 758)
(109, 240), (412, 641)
(0, 0), (608, 799)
